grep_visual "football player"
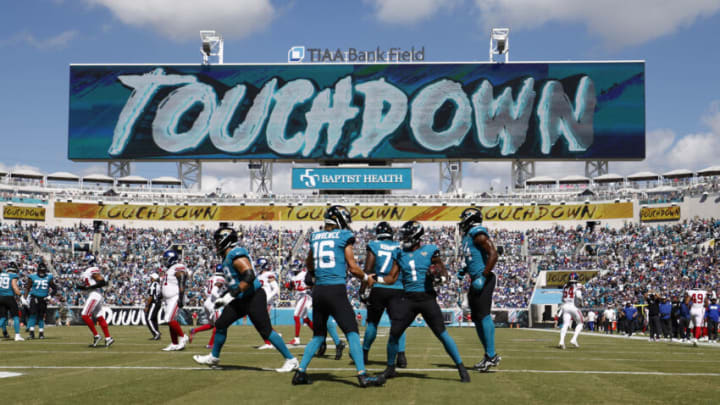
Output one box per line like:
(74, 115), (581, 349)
(458, 208), (501, 371)
(360, 221), (408, 367)
(687, 288), (707, 346)
(376, 221), (470, 383)
(257, 258), (280, 350)
(193, 227), (298, 373)
(24, 262), (57, 339)
(160, 249), (189, 351)
(291, 206), (385, 387)
(287, 266), (314, 345)
(189, 265), (226, 348)
(0, 261), (25, 341)
(76, 254), (114, 347)
(558, 272), (584, 349)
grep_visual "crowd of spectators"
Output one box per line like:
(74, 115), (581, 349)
(2, 217), (717, 313)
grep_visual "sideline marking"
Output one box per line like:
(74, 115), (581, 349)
(0, 372), (23, 378)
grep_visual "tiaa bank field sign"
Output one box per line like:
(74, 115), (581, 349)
(292, 167), (412, 190)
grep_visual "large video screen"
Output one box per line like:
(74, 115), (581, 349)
(68, 62), (645, 161)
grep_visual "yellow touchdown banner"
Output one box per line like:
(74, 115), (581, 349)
(483, 202), (632, 222)
(54, 201), (633, 222)
(640, 206), (680, 222)
(546, 271), (599, 287)
(3, 205), (46, 221)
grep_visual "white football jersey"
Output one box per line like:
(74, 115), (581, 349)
(81, 266), (103, 289)
(291, 270), (310, 295)
(688, 289), (707, 310)
(258, 271), (279, 301)
(162, 263), (187, 297)
(562, 284), (582, 305)
(206, 275), (226, 300)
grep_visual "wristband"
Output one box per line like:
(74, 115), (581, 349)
(363, 273), (369, 282)
(377, 276), (385, 284)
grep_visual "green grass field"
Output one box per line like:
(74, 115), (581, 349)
(1, 326), (720, 404)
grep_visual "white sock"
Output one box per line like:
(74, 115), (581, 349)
(39, 328), (44, 332)
(572, 323), (583, 342)
(559, 323), (570, 344)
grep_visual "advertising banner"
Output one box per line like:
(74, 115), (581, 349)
(640, 206), (680, 222)
(545, 270), (599, 287)
(3, 205), (46, 221)
(69, 62), (645, 161)
(292, 167), (411, 189)
(55, 201), (633, 222)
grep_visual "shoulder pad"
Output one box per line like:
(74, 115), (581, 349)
(469, 226), (489, 238)
(228, 247), (250, 262)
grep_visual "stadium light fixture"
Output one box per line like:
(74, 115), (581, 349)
(490, 28), (510, 63)
(200, 30), (224, 65)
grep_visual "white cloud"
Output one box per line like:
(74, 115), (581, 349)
(365, 0), (461, 24)
(85, 0), (275, 41)
(474, 0), (720, 47)
(0, 30), (78, 50)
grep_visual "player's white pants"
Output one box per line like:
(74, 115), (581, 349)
(293, 294), (312, 319)
(559, 304), (584, 345)
(203, 298), (220, 325)
(161, 295), (179, 324)
(81, 291), (105, 318)
(691, 307), (705, 329)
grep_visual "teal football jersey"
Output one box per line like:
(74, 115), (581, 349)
(461, 225), (489, 281)
(221, 246), (261, 294)
(0, 272), (18, 296)
(397, 244), (439, 293)
(29, 273), (53, 297)
(367, 240), (402, 290)
(310, 229), (355, 286)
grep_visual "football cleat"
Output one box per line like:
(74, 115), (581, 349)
(382, 365), (398, 379)
(89, 335), (102, 347)
(180, 335), (189, 347)
(28, 331), (35, 340)
(318, 341), (327, 356)
(3, 331), (9, 339)
(557, 343), (565, 350)
(193, 353), (220, 367)
(335, 341), (346, 361)
(14, 334), (25, 342)
(291, 370), (312, 385)
(276, 357), (299, 373)
(357, 372), (385, 388)
(475, 354), (501, 372)
(205, 344), (213, 349)
(396, 351), (408, 368)
(151, 334), (161, 341)
(289, 337), (301, 346)
(458, 363), (471, 382)
(570, 341), (579, 348)
(162, 344), (178, 351)
(258, 343), (274, 350)
(39, 332), (45, 339)
(105, 337), (115, 348)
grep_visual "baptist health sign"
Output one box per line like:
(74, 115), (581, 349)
(292, 167), (412, 190)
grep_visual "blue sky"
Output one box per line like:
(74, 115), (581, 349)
(1, 0), (719, 193)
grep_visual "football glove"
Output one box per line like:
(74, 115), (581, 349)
(214, 293), (234, 309)
(471, 274), (486, 291)
(21, 296), (29, 307)
(359, 289), (371, 305)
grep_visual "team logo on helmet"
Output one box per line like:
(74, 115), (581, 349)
(324, 205), (352, 229)
(256, 257), (270, 272)
(83, 254), (96, 266)
(162, 249), (180, 268)
(399, 221), (424, 250)
(214, 227), (238, 255)
(375, 221), (394, 240)
(37, 262), (48, 276)
(568, 272), (579, 283)
(459, 207), (483, 235)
